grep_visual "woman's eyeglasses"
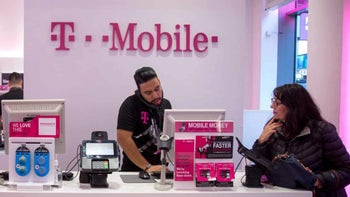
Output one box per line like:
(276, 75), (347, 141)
(271, 98), (282, 106)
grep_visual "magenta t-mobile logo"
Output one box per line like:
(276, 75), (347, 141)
(50, 22), (219, 52)
(141, 111), (149, 124)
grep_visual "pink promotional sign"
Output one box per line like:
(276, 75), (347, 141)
(196, 136), (233, 159)
(174, 139), (195, 181)
(174, 121), (234, 133)
(9, 116), (60, 138)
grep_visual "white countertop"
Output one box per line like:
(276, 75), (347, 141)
(0, 171), (312, 197)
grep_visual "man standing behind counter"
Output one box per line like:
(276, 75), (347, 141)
(0, 72), (24, 130)
(117, 67), (172, 172)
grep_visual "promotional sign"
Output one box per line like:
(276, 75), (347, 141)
(9, 116), (60, 138)
(175, 121), (234, 133)
(174, 139), (195, 182)
(196, 136), (233, 159)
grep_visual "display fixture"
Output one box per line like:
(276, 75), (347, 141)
(162, 109), (234, 190)
(1, 99), (65, 190)
(162, 109), (226, 165)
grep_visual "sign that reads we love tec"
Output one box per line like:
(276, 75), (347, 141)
(50, 22), (219, 52)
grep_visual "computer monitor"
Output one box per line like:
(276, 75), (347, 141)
(1, 99), (65, 155)
(162, 109), (226, 164)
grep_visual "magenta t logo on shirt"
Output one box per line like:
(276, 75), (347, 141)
(141, 111), (149, 124)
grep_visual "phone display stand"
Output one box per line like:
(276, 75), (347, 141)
(235, 137), (271, 188)
(154, 135), (173, 191)
(242, 164), (263, 188)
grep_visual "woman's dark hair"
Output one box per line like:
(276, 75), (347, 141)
(273, 83), (323, 139)
(133, 67), (158, 89)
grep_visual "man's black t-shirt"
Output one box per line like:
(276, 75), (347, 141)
(117, 93), (171, 171)
(0, 88), (24, 116)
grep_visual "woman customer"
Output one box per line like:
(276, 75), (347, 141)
(252, 83), (350, 197)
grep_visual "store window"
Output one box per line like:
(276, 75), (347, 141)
(295, 12), (308, 87)
(293, 1), (308, 87)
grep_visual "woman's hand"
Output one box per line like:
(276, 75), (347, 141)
(258, 118), (282, 144)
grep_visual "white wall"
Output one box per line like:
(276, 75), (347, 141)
(19, 0), (252, 169)
(0, 0), (24, 87)
(308, 0), (343, 129)
(0, 58), (24, 79)
(308, 0), (349, 193)
(0, 0), (23, 57)
(259, 9), (279, 110)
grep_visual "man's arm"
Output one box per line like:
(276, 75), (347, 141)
(117, 129), (162, 172)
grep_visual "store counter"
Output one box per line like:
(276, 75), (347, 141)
(0, 171), (312, 197)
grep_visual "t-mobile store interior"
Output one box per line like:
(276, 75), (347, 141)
(0, 0), (349, 196)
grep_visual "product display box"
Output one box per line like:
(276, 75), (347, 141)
(195, 162), (216, 187)
(215, 162), (235, 187)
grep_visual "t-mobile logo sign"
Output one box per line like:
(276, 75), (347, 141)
(141, 111), (149, 124)
(50, 22), (219, 52)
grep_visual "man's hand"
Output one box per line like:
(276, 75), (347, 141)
(117, 129), (155, 171)
(146, 165), (165, 173)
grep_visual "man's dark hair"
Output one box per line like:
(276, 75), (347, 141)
(133, 67), (158, 89)
(8, 72), (22, 84)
